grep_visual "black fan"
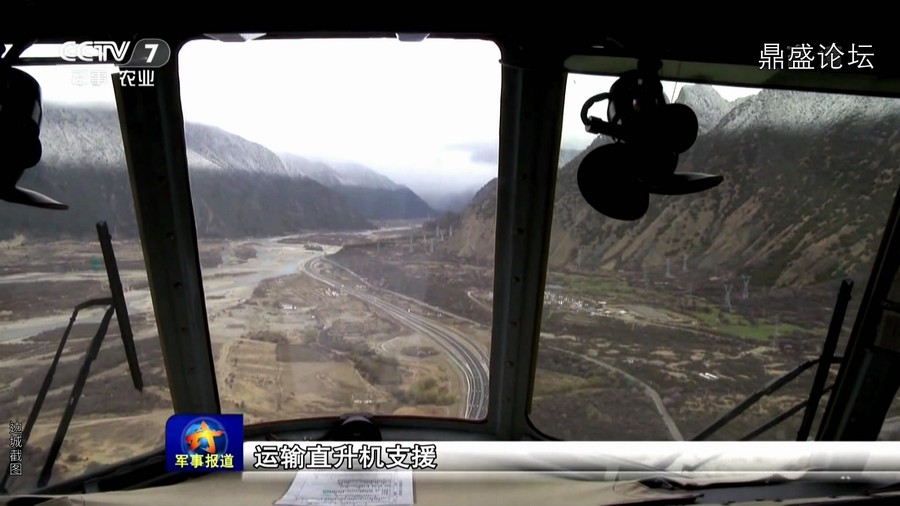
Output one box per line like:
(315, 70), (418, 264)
(577, 59), (721, 221)
(0, 45), (68, 210)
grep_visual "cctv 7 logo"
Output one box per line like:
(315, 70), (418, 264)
(121, 39), (172, 69)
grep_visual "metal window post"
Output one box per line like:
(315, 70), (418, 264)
(488, 45), (566, 440)
(112, 54), (220, 414)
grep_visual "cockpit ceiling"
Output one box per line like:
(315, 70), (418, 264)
(2, 11), (896, 80)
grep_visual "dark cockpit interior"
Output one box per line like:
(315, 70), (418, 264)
(2, 13), (900, 505)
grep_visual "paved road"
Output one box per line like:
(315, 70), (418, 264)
(546, 345), (684, 441)
(309, 254), (681, 436)
(466, 290), (492, 312)
(302, 257), (489, 419)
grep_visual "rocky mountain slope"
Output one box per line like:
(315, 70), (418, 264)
(448, 85), (900, 288)
(0, 104), (373, 239)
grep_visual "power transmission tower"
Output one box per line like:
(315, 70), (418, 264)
(683, 253), (688, 273)
(724, 283), (733, 310)
(742, 275), (751, 299)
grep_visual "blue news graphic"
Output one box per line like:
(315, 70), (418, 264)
(166, 414), (243, 472)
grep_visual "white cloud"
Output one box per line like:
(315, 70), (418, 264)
(178, 38), (502, 192)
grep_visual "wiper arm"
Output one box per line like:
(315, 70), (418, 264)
(97, 221), (143, 392)
(690, 278), (854, 443)
(0, 222), (143, 492)
(741, 384), (835, 441)
(0, 297), (113, 494)
(796, 279), (853, 441)
(686, 357), (831, 442)
(36, 222), (145, 488)
(37, 305), (117, 487)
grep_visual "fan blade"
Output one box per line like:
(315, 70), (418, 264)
(647, 172), (724, 196)
(586, 184), (649, 221)
(660, 103), (699, 154)
(577, 145), (650, 221)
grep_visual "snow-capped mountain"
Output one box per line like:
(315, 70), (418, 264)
(448, 84), (900, 289)
(0, 103), (374, 239)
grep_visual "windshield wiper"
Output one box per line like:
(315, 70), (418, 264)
(690, 279), (853, 443)
(0, 298), (113, 494)
(648, 280), (854, 473)
(0, 222), (143, 492)
(797, 279), (854, 441)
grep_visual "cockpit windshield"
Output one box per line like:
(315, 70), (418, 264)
(531, 73), (900, 441)
(177, 38), (500, 423)
(1, 56), (173, 492)
(3, 35), (900, 499)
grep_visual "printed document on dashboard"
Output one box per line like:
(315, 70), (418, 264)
(275, 470), (414, 506)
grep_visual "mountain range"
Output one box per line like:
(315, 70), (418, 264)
(9, 84), (899, 292)
(279, 155), (434, 220)
(0, 104), (437, 239)
(447, 85), (900, 289)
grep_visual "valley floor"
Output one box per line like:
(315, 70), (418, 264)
(1, 233), (899, 492)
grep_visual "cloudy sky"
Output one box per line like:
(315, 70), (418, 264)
(15, 38), (758, 194)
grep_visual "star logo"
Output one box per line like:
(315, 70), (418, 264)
(185, 421), (224, 453)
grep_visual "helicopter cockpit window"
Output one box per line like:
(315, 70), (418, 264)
(0, 53), (173, 492)
(177, 38), (499, 423)
(530, 73), (900, 441)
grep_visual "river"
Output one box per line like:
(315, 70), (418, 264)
(0, 237), (333, 343)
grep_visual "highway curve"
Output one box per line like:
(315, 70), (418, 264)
(302, 257), (489, 419)
(546, 346), (684, 441)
